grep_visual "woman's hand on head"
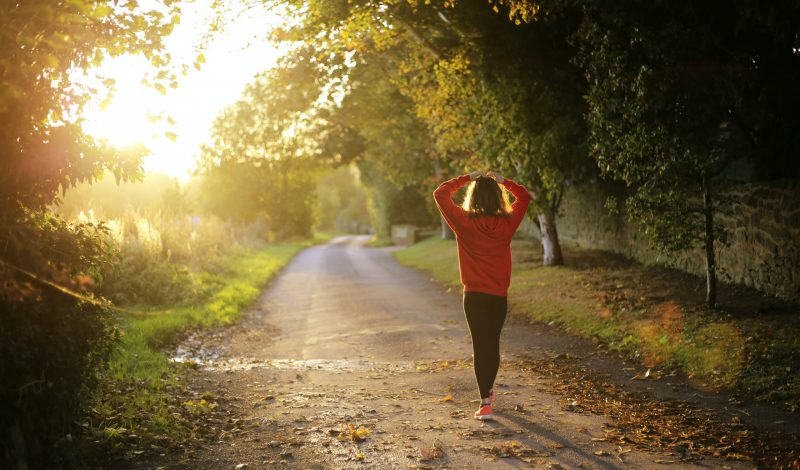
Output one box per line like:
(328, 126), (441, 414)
(486, 171), (504, 183)
(468, 170), (486, 180)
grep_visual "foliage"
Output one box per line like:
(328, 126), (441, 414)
(315, 165), (371, 233)
(93, 208), (246, 305)
(58, 172), (190, 219)
(394, 1), (590, 214)
(574, 0), (800, 304)
(197, 50), (332, 239)
(0, 0), (181, 210)
(101, 256), (202, 307)
(0, 211), (119, 466)
(1, 297), (119, 467)
(329, 55), (443, 236)
(277, 0), (595, 263)
(358, 159), (436, 238)
(0, 2), (183, 464)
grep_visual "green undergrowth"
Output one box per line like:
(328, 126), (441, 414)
(395, 236), (800, 411)
(84, 235), (330, 462)
(365, 236), (394, 247)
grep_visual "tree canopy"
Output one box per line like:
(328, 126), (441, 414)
(1, 1), (184, 465)
(273, 0), (597, 262)
(575, 0), (800, 305)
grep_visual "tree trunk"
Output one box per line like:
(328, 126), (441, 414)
(440, 217), (454, 239)
(702, 175), (717, 308)
(537, 210), (563, 266)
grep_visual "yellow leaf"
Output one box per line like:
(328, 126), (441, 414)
(46, 54), (59, 68)
(93, 5), (113, 18)
(442, 393), (453, 402)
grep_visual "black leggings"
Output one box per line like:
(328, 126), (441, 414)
(463, 291), (508, 399)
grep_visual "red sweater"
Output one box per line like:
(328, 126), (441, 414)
(433, 175), (532, 297)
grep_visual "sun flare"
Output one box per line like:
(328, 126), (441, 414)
(78, 0), (286, 182)
(81, 56), (167, 148)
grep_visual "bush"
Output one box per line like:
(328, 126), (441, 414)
(93, 209), (243, 306)
(0, 296), (118, 468)
(0, 208), (120, 468)
(99, 256), (201, 306)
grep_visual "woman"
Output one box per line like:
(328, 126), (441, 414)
(433, 170), (532, 420)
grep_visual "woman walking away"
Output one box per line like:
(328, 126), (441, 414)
(433, 170), (532, 421)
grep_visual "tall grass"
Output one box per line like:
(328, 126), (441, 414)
(74, 208), (266, 306)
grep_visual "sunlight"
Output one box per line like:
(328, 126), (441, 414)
(81, 55), (164, 147)
(79, 0), (287, 182)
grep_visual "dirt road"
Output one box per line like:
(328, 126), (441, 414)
(142, 236), (793, 469)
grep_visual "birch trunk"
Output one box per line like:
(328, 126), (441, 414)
(537, 210), (564, 266)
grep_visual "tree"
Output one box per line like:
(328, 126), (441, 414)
(330, 57), (445, 238)
(315, 165), (371, 233)
(280, 0), (594, 265)
(197, 50), (330, 238)
(576, 0), (800, 307)
(1, 0), (183, 299)
(390, 1), (591, 264)
(0, 1), (183, 464)
(0, 0), (181, 210)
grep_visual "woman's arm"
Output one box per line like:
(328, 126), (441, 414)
(433, 173), (478, 234)
(493, 174), (532, 233)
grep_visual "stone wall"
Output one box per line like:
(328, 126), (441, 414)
(523, 180), (800, 302)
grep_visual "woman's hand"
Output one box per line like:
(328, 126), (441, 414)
(468, 170), (486, 180)
(486, 171), (504, 183)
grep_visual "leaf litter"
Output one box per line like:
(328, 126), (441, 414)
(521, 355), (800, 468)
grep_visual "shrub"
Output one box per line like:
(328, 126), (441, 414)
(0, 210), (119, 468)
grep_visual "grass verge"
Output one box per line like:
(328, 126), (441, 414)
(394, 236), (800, 411)
(83, 235), (330, 462)
(365, 236), (394, 248)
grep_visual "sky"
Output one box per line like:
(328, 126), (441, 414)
(79, 0), (287, 182)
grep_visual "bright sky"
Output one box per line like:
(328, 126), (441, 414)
(80, 0), (286, 182)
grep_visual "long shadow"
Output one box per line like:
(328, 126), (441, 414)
(479, 412), (628, 470)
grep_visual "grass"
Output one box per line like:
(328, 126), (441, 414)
(394, 236), (800, 411)
(365, 236), (394, 247)
(84, 235), (331, 460)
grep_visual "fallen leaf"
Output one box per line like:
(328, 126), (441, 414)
(341, 423), (370, 442)
(420, 441), (444, 461)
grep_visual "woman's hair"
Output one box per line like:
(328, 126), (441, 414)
(462, 176), (512, 218)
